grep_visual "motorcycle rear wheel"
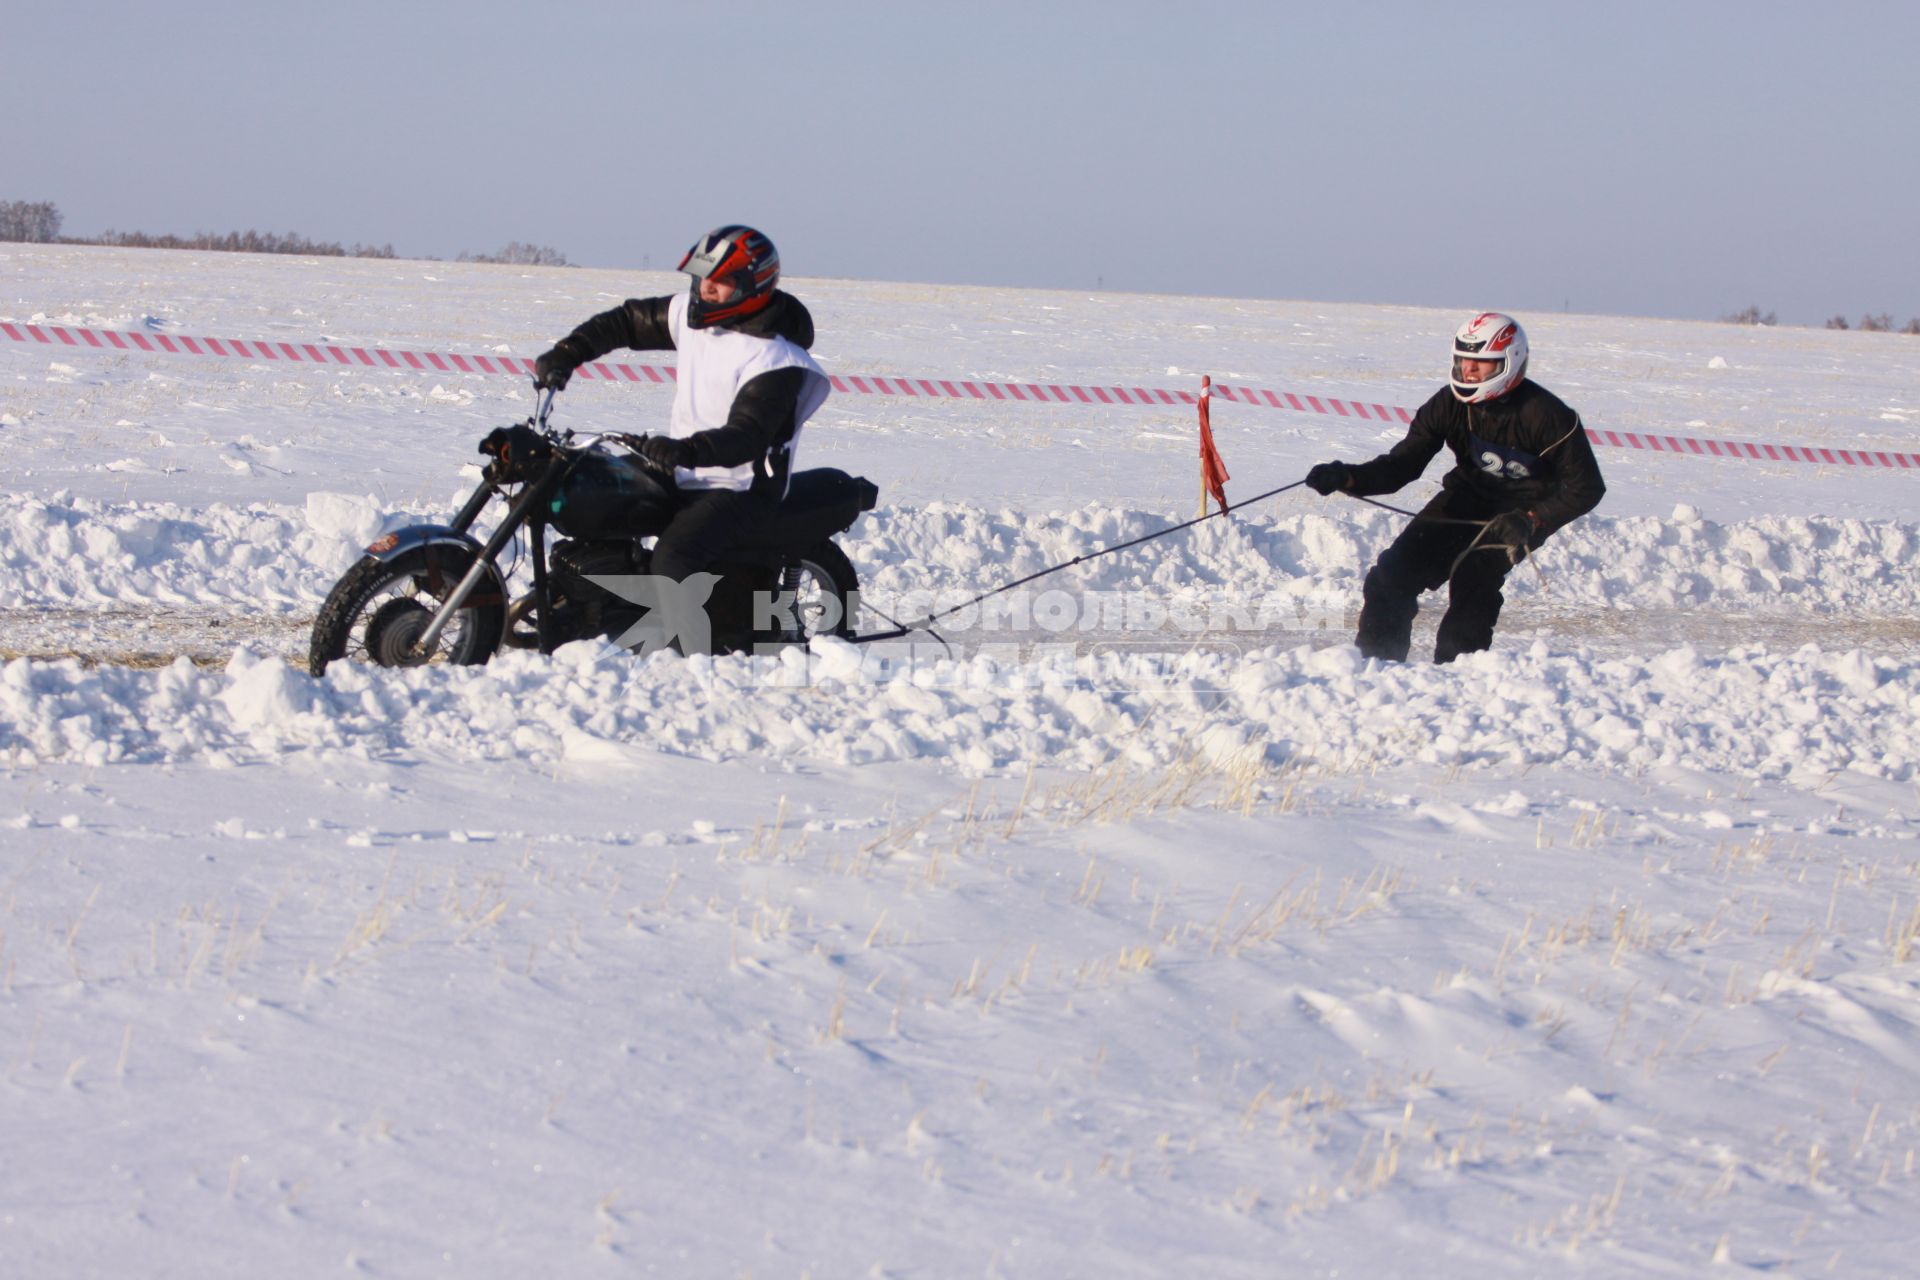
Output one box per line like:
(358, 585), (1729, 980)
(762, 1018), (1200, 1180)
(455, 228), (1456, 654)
(308, 546), (505, 676)
(779, 542), (859, 643)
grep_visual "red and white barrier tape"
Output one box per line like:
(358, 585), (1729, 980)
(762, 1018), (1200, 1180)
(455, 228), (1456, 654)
(6, 321), (1916, 470)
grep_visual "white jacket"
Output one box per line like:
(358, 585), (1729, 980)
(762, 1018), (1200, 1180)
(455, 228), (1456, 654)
(666, 291), (831, 493)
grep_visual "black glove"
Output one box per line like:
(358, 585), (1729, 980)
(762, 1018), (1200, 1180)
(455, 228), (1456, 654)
(1305, 461), (1351, 496)
(1483, 510), (1540, 562)
(478, 424), (552, 480)
(637, 435), (697, 471)
(533, 340), (584, 390)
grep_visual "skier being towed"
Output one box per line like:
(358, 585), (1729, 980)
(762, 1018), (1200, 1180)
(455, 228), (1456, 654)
(1304, 313), (1605, 663)
(531, 224), (830, 653)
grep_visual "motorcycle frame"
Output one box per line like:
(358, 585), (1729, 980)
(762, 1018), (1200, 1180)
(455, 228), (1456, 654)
(414, 389), (580, 658)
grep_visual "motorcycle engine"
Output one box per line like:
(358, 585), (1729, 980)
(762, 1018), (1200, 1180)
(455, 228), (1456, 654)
(552, 540), (643, 598)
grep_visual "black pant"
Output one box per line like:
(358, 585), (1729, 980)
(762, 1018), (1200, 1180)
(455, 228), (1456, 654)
(645, 486), (776, 655)
(1354, 491), (1526, 664)
(650, 486), (776, 582)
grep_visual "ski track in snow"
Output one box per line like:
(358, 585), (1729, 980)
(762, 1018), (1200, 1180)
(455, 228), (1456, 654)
(4, 246), (1920, 1278)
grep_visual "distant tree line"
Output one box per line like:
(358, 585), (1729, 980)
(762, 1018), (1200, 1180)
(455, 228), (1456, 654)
(456, 241), (569, 267)
(0, 199), (566, 267)
(1822, 313), (1920, 334)
(1723, 305), (1920, 334)
(89, 227), (399, 258)
(0, 200), (62, 242)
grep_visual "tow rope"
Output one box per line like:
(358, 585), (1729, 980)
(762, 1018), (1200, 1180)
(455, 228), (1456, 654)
(844, 480), (1538, 649)
(1347, 494), (1536, 579)
(848, 478), (1310, 647)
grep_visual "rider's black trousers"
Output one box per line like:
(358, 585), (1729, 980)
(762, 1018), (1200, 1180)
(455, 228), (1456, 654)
(645, 486), (777, 655)
(1353, 491), (1527, 664)
(650, 486), (776, 583)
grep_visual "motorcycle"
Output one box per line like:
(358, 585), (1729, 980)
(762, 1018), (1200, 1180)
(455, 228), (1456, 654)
(308, 389), (876, 676)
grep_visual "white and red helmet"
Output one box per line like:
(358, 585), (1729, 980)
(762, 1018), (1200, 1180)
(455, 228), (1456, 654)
(1450, 312), (1529, 404)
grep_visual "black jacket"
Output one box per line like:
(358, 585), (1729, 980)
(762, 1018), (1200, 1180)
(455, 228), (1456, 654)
(1346, 380), (1606, 535)
(553, 291), (816, 483)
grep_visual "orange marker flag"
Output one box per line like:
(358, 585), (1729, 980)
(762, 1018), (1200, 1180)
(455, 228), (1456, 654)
(1198, 374), (1231, 515)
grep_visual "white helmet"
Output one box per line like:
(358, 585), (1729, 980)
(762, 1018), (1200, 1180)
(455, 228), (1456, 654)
(1450, 312), (1529, 404)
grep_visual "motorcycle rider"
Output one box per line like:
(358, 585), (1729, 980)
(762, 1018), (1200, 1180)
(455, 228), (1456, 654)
(1304, 312), (1605, 663)
(532, 225), (830, 654)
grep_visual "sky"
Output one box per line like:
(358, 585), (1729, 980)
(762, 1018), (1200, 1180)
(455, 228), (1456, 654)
(7, 0), (1918, 326)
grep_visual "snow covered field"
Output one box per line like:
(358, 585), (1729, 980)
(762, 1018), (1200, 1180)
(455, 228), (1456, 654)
(4, 245), (1919, 1276)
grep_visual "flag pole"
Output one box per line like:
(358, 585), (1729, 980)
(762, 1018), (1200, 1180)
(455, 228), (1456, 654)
(1197, 375), (1211, 517)
(1197, 374), (1231, 517)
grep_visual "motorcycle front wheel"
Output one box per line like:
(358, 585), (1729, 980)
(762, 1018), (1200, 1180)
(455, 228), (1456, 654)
(308, 546), (505, 676)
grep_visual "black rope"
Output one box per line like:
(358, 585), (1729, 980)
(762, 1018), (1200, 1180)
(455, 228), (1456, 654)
(1343, 492), (1529, 574)
(1349, 493), (1487, 526)
(858, 597), (954, 657)
(1343, 492), (1536, 573)
(848, 478), (1309, 645)
(842, 478), (1539, 649)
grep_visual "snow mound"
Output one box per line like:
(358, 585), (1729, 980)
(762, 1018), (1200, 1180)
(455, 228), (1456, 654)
(2, 642), (1914, 782)
(4, 492), (1917, 620)
(0, 491), (408, 611)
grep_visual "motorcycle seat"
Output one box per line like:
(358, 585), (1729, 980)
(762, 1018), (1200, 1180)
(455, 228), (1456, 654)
(725, 468), (878, 557)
